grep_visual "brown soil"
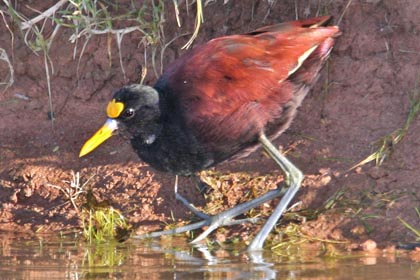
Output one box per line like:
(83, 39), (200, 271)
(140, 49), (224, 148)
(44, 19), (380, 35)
(1, 0), (420, 248)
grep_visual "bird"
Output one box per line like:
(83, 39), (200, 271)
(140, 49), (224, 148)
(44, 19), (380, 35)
(79, 15), (340, 251)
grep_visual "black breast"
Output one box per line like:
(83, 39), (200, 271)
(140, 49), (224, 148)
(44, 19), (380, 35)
(128, 84), (214, 175)
(130, 120), (214, 176)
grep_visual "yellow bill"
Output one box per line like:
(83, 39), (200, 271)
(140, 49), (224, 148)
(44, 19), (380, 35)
(79, 119), (119, 157)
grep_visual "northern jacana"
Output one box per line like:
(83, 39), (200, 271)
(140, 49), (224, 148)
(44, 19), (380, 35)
(80, 16), (340, 251)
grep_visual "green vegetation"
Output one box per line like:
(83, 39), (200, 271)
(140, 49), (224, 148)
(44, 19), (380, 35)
(82, 203), (132, 244)
(50, 171), (132, 243)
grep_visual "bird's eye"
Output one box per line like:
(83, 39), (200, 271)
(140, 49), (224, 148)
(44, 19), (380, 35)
(123, 108), (135, 119)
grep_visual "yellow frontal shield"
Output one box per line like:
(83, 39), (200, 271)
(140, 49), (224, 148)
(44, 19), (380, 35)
(107, 99), (124, 118)
(79, 119), (119, 157)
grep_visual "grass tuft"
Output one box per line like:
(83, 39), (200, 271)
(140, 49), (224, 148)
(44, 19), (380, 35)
(350, 70), (420, 170)
(49, 171), (132, 243)
(81, 183), (132, 243)
(399, 208), (420, 240)
(82, 203), (132, 244)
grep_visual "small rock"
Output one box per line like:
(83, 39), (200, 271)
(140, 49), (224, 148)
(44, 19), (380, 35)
(361, 239), (377, 251)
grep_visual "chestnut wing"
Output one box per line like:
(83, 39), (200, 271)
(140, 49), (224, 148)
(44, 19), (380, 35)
(156, 18), (339, 147)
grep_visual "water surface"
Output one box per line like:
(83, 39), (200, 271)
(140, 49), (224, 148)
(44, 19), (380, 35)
(0, 235), (419, 279)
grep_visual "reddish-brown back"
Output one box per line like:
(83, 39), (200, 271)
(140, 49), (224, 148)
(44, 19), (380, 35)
(155, 16), (339, 158)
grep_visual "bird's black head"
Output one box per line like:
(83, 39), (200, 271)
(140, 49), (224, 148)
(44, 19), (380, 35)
(110, 84), (161, 141)
(109, 84), (160, 122)
(79, 84), (161, 157)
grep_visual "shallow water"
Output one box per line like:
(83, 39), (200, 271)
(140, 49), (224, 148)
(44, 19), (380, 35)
(0, 235), (419, 280)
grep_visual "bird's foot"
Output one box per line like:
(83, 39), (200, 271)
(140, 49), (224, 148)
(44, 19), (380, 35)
(133, 206), (260, 241)
(133, 186), (287, 243)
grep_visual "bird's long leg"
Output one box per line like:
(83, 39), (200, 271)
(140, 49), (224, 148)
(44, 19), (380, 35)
(135, 185), (287, 240)
(189, 134), (303, 248)
(135, 133), (302, 250)
(174, 175), (210, 220)
(247, 133), (303, 251)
